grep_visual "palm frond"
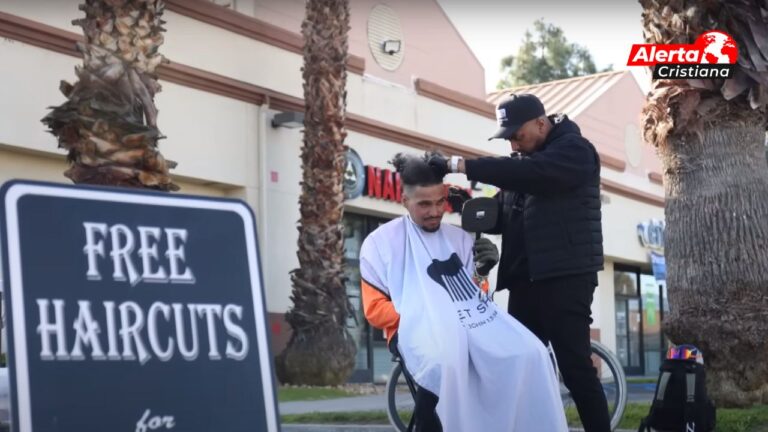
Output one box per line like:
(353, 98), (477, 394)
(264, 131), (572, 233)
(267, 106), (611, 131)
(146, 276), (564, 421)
(42, 0), (177, 191)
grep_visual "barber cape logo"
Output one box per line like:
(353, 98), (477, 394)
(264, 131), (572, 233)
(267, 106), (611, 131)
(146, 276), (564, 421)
(426, 254), (498, 329)
(427, 253), (479, 303)
(495, 108), (507, 126)
(627, 31), (738, 79)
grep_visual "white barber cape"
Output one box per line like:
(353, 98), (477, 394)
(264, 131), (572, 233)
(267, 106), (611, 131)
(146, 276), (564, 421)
(360, 215), (567, 432)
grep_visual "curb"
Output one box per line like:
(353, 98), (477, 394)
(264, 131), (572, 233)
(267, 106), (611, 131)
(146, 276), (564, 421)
(571, 429), (636, 432)
(281, 425), (395, 432)
(281, 425), (637, 432)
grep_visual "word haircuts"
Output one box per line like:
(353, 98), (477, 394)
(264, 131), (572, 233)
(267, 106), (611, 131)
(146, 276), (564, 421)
(35, 222), (249, 364)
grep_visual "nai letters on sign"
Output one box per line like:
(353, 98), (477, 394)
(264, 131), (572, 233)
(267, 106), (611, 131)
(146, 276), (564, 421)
(0, 181), (279, 432)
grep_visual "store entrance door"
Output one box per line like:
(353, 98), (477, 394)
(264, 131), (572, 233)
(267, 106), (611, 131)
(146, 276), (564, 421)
(640, 275), (665, 374)
(343, 213), (390, 382)
(614, 266), (646, 376)
(615, 296), (644, 375)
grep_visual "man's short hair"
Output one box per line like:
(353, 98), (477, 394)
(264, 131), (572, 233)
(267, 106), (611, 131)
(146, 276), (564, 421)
(390, 151), (446, 189)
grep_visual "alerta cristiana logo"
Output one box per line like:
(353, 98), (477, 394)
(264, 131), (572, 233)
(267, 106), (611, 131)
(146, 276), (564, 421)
(627, 31), (738, 79)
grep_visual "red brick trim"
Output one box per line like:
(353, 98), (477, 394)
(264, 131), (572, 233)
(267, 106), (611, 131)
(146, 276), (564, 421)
(164, 0), (365, 74)
(414, 78), (495, 119)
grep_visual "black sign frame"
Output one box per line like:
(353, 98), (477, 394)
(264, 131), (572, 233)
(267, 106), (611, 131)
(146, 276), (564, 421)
(0, 180), (280, 432)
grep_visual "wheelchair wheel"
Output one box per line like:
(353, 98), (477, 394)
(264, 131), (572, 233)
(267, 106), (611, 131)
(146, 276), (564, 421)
(558, 340), (628, 431)
(386, 362), (416, 432)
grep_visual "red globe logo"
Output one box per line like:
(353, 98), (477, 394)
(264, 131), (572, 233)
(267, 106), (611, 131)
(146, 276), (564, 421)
(695, 31), (738, 64)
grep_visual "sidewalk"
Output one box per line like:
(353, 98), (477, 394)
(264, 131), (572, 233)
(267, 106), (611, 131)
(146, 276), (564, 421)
(279, 391), (643, 432)
(280, 393), (392, 415)
(280, 383), (655, 415)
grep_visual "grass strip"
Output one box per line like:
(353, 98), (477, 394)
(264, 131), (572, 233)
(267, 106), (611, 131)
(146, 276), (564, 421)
(278, 387), (359, 402)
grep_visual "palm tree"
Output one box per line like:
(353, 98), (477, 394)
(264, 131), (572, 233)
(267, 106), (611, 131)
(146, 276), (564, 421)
(42, 0), (177, 191)
(275, 0), (356, 385)
(639, 0), (768, 406)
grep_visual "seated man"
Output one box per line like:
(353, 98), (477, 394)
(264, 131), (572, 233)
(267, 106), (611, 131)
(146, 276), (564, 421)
(360, 152), (568, 432)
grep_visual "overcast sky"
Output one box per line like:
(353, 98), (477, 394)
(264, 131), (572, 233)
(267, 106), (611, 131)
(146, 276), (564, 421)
(436, 0), (648, 92)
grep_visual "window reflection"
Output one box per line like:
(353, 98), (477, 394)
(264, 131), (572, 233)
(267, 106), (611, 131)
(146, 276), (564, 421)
(342, 213), (390, 380)
(343, 214), (367, 370)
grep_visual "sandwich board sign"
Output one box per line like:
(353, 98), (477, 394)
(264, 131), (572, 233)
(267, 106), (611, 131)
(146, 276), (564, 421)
(0, 180), (280, 432)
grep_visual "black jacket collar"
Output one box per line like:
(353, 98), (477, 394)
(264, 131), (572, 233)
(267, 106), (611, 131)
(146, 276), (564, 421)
(542, 114), (581, 149)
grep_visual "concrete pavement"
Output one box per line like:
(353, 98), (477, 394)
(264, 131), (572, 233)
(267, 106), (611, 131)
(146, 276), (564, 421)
(279, 383), (655, 431)
(280, 393), (394, 415)
(280, 383), (655, 416)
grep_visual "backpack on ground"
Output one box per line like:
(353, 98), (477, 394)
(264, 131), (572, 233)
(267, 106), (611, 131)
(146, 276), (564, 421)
(638, 344), (716, 432)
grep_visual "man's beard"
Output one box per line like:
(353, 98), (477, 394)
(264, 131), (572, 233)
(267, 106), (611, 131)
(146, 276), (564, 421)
(421, 223), (440, 233)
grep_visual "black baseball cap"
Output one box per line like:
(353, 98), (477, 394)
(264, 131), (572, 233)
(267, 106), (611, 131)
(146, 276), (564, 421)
(488, 93), (545, 140)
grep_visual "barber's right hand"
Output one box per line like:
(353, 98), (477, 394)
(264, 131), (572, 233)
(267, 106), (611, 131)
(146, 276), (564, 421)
(427, 153), (449, 178)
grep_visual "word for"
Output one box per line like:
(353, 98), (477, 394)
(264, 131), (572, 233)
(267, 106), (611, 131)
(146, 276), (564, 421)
(136, 409), (175, 432)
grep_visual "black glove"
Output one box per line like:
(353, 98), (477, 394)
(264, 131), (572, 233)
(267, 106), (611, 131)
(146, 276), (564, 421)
(473, 237), (499, 277)
(426, 152), (449, 179)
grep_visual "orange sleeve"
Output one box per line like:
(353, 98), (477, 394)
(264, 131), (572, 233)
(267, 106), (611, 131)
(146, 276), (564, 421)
(361, 279), (400, 333)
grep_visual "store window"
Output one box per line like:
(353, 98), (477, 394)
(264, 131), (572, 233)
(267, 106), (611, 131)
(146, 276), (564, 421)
(614, 271), (637, 296)
(614, 267), (642, 375)
(343, 213), (390, 382)
(614, 265), (668, 376)
(640, 274), (663, 373)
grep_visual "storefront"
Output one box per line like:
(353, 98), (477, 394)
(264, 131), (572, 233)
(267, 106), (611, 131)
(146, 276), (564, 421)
(614, 264), (667, 376)
(1, 1), (669, 383)
(611, 218), (667, 376)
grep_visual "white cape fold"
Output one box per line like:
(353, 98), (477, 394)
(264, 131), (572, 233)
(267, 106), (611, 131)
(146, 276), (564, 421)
(360, 216), (568, 431)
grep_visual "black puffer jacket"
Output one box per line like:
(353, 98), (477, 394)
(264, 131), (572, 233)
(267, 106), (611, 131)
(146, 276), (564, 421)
(465, 115), (603, 281)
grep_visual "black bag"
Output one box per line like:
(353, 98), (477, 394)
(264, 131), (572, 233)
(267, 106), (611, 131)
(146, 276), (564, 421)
(638, 357), (716, 432)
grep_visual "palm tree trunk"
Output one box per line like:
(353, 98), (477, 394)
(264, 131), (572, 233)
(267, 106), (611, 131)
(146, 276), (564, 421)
(275, 0), (356, 386)
(42, 0), (177, 191)
(640, 0), (768, 406)
(660, 100), (768, 405)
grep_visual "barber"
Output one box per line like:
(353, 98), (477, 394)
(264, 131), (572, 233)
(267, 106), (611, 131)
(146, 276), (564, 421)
(430, 93), (610, 432)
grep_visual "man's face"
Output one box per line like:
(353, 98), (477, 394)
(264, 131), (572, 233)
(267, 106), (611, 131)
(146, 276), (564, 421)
(402, 183), (446, 233)
(508, 117), (546, 155)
